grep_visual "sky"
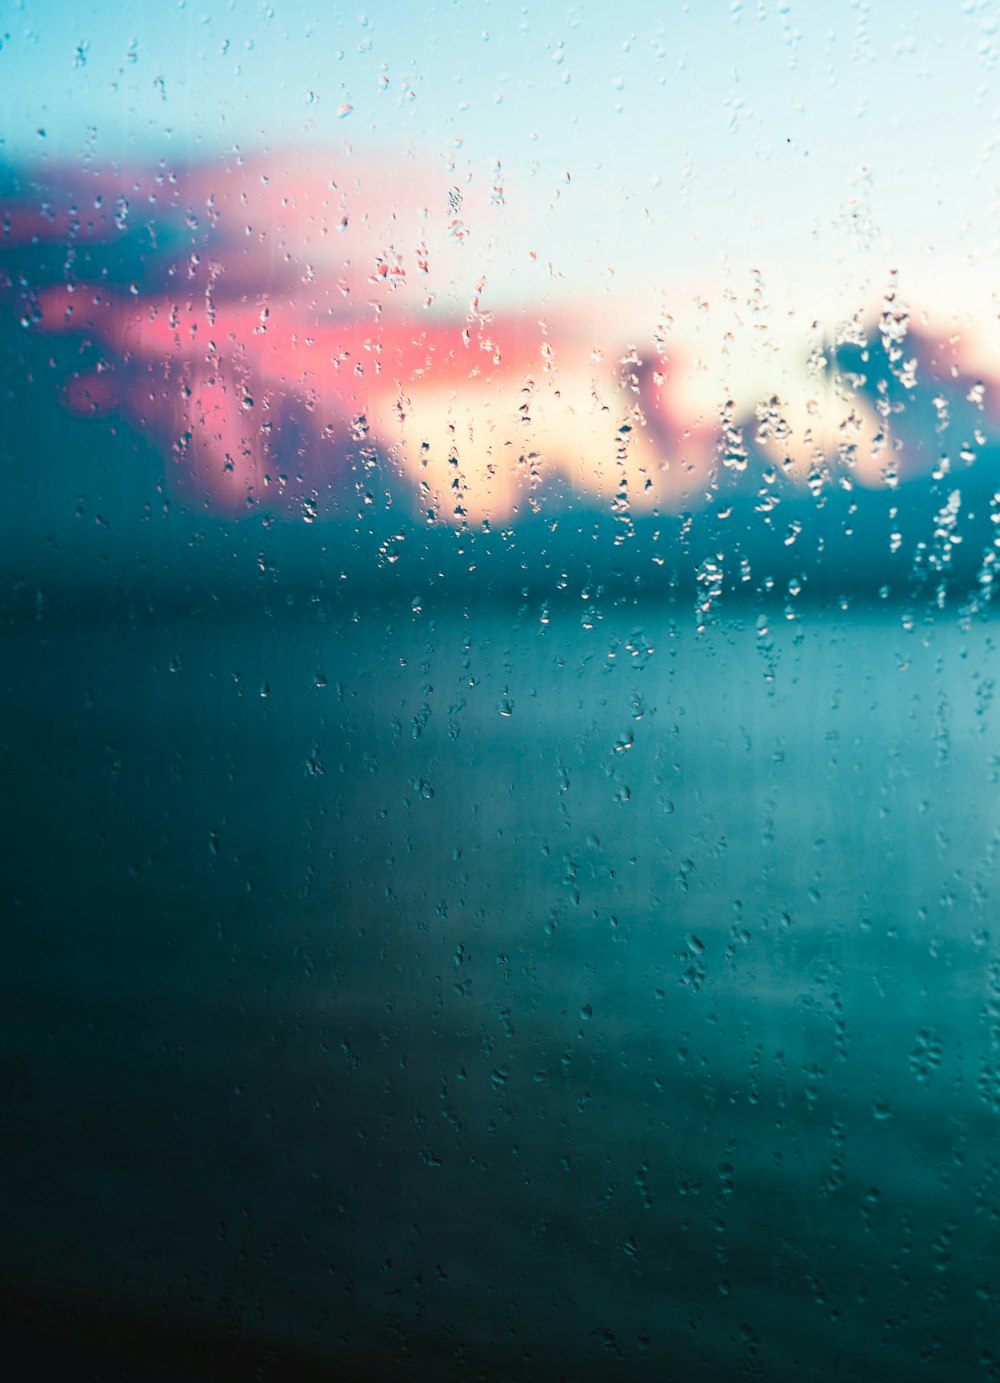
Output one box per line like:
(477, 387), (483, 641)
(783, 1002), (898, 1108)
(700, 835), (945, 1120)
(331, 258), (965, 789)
(2, 1), (999, 363)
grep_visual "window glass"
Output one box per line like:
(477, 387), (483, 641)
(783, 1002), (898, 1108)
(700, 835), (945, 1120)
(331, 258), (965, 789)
(3, 3), (999, 1378)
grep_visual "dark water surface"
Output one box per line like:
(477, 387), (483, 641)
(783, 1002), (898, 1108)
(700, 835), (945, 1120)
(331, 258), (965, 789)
(4, 594), (1000, 1379)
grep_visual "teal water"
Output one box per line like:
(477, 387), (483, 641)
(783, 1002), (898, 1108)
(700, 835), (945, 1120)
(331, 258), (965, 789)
(4, 597), (1000, 1379)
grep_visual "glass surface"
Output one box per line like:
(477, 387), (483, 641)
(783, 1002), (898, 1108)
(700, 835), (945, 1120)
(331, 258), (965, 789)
(3, 3), (1000, 1378)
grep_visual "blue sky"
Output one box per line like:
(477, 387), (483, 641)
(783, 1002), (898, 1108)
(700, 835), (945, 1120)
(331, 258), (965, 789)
(2, 1), (997, 315)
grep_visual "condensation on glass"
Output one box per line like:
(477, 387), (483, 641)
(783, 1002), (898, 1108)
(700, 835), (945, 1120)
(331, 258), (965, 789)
(2, 4), (999, 1379)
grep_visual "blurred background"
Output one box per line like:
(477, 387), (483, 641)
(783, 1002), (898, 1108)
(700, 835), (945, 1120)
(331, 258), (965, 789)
(4, 3), (1000, 1379)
